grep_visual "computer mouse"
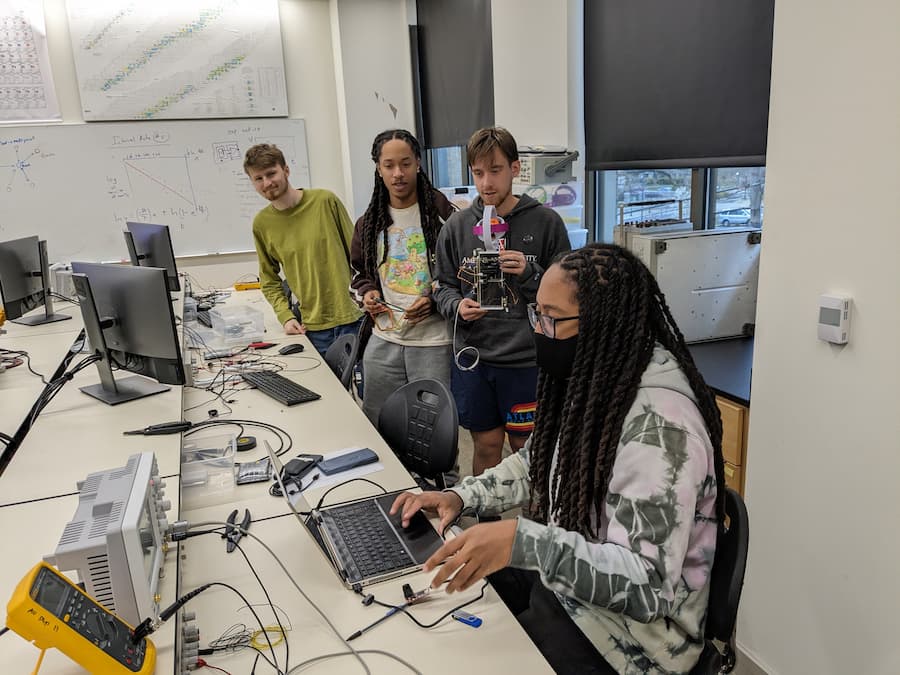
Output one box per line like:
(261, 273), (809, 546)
(278, 343), (305, 355)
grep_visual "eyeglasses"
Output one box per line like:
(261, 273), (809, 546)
(526, 303), (579, 339)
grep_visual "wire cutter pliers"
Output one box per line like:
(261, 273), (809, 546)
(223, 508), (251, 553)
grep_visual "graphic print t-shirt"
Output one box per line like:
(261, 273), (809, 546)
(374, 204), (450, 346)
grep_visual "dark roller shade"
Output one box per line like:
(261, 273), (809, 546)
(415, 0), (494, 149)
(585, 0), (775, 170)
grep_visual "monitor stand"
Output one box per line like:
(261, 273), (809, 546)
(12, 312), (71, 326)
(80, 377), (170, 406)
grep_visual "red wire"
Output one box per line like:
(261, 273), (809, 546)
(195, 659), (232, 675)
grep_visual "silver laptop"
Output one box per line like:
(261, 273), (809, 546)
(266, 442), (444, 588)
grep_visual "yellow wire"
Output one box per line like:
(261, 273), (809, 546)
(250, 625), (288, 650)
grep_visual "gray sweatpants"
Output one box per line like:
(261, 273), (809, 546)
(361, 333), (452, 426)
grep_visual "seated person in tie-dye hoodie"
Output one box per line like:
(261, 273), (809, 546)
(392, 243), (725, 674)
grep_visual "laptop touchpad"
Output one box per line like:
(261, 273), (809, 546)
(376, 494), (444, 563)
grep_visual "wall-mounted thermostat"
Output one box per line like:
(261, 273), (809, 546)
(817, 294), (851, 344)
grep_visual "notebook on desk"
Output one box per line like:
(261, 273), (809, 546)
(265, 442), (444, 588)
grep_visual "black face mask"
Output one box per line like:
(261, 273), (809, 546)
(533, 332), (578, 380)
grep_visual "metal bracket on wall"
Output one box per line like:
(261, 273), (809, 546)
(747, 231), (762, 244)
(654, 241), (668, 254)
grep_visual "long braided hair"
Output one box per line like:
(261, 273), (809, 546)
(528, 243), (726, 535)
(359, 129), (443, 280)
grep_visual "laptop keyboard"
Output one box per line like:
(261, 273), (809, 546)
(324, 500), (412, 580)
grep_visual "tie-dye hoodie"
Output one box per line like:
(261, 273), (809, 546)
(449, 345), (718, 674)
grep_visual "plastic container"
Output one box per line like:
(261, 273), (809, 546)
(181, 433), (236, 508)
(209, 304), (265, 346)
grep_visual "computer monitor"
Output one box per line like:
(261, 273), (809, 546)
(45, 452), (171, 627)
(70, 262), (185, 405)
(123, 221), (181, 292)
(0, 235), (71, 325)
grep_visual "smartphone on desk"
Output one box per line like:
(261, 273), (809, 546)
(317, 448), (378, 475)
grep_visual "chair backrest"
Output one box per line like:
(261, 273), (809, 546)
(377, 378), (458, 487)
(705, 487), (750, 642)
(323, 333), (357, 390)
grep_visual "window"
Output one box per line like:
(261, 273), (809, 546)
(710, 167), (765, 228)
(593, 167), (765, 242)
(426, 145), (467, 189)
(616, 169), (693, 226)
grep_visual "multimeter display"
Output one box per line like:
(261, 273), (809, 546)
(7, 563), (154, 674)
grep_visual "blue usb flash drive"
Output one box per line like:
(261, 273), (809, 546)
(451, 610), (482, 628)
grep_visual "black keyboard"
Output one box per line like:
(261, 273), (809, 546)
(241, 371), (321, 406)
(324, 501), (411, 578)
(196, 310), (212, 327)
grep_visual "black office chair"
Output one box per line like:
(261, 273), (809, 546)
(689, 487), (750, 675)
(377, 378), (458, 489)
(323, 333), (358, 391)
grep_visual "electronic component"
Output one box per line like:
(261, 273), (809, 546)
(474, 249), (508, 311)
(317, 448), (379, 475)
(6, 562), (155, 673)
(284, 453), (323, 480)
(241, 370), (321, 406)
(45, 453), (171, 627)
(236, 458), (273, 485)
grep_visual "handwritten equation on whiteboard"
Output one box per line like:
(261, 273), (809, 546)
(0, 118), (309, 260)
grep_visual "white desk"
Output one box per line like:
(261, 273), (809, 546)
(0, 485), (180, 674)
(0, 288), (551, 674)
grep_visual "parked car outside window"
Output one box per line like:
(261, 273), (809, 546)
(716, 208), (751, 226)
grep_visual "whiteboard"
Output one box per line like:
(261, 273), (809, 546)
(0, 118), (309, 261)
(65, 0), (288, 121)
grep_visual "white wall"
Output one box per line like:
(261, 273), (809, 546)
(491, 0), (584, 175)
(37, 0), (348, 281)
(331, 0), (416, 218)
(738, 1), (900, 673)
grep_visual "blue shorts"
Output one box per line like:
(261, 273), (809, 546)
(451, 362), (538, 436)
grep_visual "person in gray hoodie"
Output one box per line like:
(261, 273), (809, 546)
(433, 127), (570, 475)
(393, 243), (726, 674)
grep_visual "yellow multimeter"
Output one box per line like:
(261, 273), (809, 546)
(6, 562), (156, 674)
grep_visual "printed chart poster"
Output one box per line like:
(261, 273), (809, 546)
(0, 0), (61, 122)
(66, 0), (288, 121)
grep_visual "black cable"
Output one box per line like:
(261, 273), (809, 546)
(313, 478), (389, 511)
(0, 626), (8, 637)
(354, 581), (489, 630)
(135, 580), (284, 675)
(0, 331), (92, 476)
(232, 541), (290, 673)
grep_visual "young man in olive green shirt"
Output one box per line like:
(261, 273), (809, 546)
(245, 144), (362, 356)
